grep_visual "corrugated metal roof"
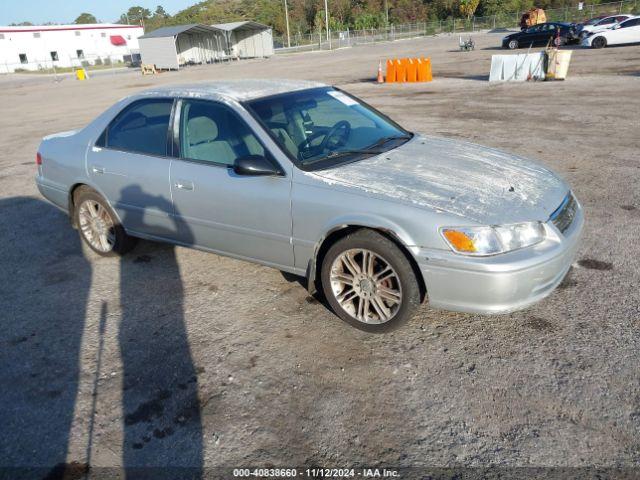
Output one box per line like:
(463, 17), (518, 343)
(212, 21), (270, 32)
(139, 23), (223, 39)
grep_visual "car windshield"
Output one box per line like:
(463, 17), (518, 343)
(245, 87), (411, 169)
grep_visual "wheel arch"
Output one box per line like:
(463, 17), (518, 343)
(67, 182), (124, 229)
(307, 223), (427, 303)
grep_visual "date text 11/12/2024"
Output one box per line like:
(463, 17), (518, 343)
(233, 468), (399, 477)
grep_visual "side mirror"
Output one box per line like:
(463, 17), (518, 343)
(233, 155), (280, 176)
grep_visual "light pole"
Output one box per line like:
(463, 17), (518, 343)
(283, 0), (291, 48)
(324, 0), (330, 45)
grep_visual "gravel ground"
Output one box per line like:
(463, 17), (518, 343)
(0, 32), (639, 479)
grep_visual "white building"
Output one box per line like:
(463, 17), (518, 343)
(0, 23), (144, 73)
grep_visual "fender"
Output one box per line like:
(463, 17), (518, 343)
(305, 213), (421, 295)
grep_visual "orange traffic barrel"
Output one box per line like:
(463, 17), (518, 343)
(395, 59), (406, 83)
(386, 59), (396, 83)
(417, 57), (433, 82)
(406, 58), (418, 82)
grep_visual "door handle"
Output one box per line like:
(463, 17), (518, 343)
(174, 180), (194, 191)
(92, 165), (105, 174)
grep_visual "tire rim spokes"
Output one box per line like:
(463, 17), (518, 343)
(78, 200), (115, 252)
(330, 249), (402, 324)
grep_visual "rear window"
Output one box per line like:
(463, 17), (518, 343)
(98, 99), (173, 156)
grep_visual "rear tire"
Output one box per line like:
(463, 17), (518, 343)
(74, 186), (136, 256)
(592, 36), (607, 49)
(320, 229), (421, 333)
(553, 36), (566, 47)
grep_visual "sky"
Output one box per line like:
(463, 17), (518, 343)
(0, 0), (197, 25)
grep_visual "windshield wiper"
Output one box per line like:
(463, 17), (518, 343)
(303, 135), (412, 166)
(303, 149), (384, 165)
(365, 134), (412, 150)
(326, 149), (384, 158)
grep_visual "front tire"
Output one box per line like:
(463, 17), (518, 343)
(74, 186), (136, 256)
(320, 229), (421, 333)
(591, 36), (607, 49)
(508, 39), (519, 50)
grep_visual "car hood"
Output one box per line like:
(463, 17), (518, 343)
(309, 134), (569, 225)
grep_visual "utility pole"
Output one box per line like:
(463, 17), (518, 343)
(283, 0), (291, 48)
(324, 0), (330, 45)
(384, 0), (389, 25)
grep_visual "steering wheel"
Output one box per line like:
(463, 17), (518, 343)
(317, 120), (351, 153)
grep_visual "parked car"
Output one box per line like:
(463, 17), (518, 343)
(578, 15), (608, 26)
(36, 80), (583, 332)
(582, 16), (640, 48)
(577, 14), (633, 39)
(502, 22), (578, 49)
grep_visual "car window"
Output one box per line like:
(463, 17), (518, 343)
(621, 18), (640, 28)
(527, 25), (540, 33)
(102, 99), (173, 156)
(179, 100), (265, 166)
(598, 17), (616, 25)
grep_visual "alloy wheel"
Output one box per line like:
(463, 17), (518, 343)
(329, 248), (402, 324)
(78, 199), (116, 253)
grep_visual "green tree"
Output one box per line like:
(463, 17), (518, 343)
(74, 12), (97, 24)
(125, 6), (152, 24)
(154, 5), (169, 18)
(459, 0), (480, 19)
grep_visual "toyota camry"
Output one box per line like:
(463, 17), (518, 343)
(36, 80), (583, 332)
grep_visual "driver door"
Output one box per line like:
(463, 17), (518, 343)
(169, 99), (294, 270)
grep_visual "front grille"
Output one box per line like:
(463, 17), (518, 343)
(550, 193), (577, 234)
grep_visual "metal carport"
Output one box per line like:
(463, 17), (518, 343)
(212, 21), (274, 59)
(138, 24), (228, 70)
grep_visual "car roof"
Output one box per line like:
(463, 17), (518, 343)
(138, 79), (327, 102)
(599, 14), (631, 19)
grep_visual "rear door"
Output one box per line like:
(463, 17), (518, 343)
(615, 18), (640, 44)
(169, 98), (294, 269)
(87, 98), (178, 239)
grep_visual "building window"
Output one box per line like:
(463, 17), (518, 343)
(33, 32), (41, 38)
(0, 34), (5, 40)
(50, 51), (58, 61)
(75, 31), (81, 36)
(76, 49), (84, 59)
(101, 32), (106, 37)
(127, 35), (131, 40)
(19, 54), (28, 64)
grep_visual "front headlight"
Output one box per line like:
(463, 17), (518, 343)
(441, 222), (545, 256)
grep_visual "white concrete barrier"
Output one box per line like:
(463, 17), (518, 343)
(489, 52), (546, 82)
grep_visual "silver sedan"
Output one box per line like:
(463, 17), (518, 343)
(35, 80), (583, 332)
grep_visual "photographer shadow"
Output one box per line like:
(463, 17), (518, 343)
(117, 185), (203, 479)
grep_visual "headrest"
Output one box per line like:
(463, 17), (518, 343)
(187, 116), (218, 145)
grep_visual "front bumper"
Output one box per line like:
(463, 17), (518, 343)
(581, 36), (593, 47)
(417, 204), (584, 314)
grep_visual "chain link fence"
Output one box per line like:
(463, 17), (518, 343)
(274, 0), (639, 53)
